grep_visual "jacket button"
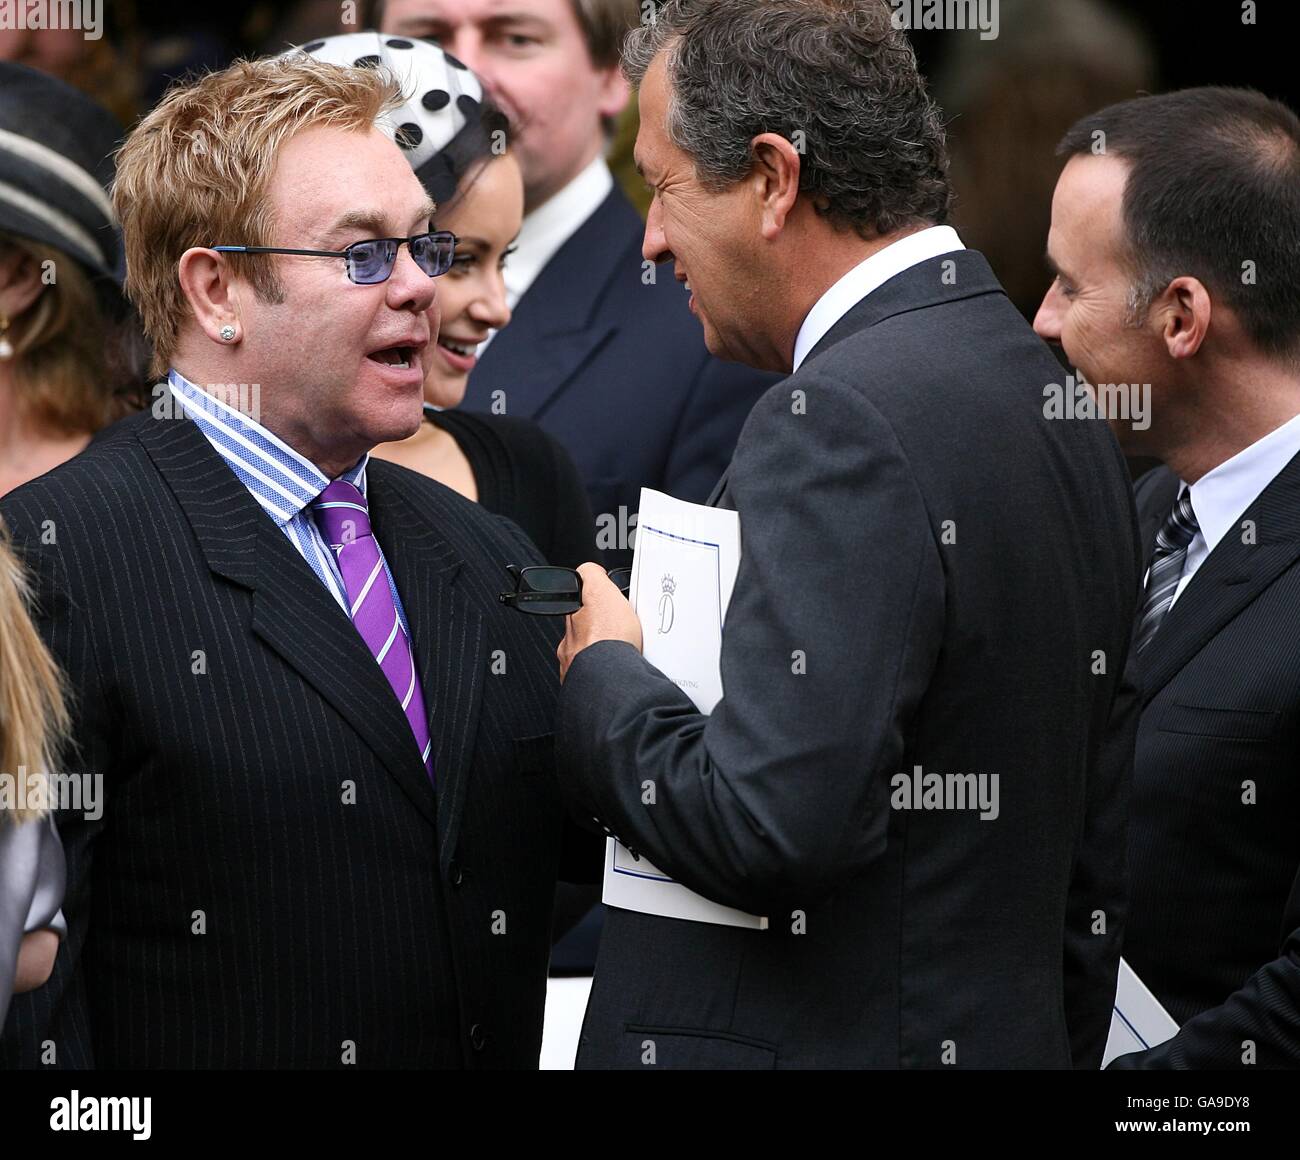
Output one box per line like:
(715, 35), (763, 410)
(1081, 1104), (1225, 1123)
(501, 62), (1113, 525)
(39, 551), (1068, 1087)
(449, 860), (465, 887)
(470, 1023), (488, 1051)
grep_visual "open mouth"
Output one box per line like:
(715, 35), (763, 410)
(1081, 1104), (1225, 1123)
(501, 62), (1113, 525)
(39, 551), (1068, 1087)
(368, 345), (416, 370)
(438, 338), (478, 358)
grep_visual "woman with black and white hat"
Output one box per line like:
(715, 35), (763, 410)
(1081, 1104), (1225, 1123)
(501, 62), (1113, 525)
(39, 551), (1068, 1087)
(0, 61), (143, 497)
(297, 33), (598, 572)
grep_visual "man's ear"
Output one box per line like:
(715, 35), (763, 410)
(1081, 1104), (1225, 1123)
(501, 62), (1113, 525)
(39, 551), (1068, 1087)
(1158, 276), (1212, 360)
(0, 246), (47, 320)
(596, 64), (631, 122)
(750, 132), (802, 241)
(177, 247), (243, 346)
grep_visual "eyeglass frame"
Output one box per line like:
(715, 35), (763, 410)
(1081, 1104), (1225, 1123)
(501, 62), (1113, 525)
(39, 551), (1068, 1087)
(208, 230), (459, 285)
(498, 564), (634, 615)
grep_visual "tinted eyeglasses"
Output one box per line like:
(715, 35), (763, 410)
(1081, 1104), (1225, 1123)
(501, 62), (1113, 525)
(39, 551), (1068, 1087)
(210, 231), (458, 285)
(498, 565), (633, 616)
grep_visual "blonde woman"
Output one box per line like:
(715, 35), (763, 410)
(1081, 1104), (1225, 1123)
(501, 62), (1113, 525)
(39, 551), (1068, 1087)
(0, 523), (68, 1028)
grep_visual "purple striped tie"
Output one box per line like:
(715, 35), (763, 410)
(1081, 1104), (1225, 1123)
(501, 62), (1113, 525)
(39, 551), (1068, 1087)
(311, 480), (433, 780)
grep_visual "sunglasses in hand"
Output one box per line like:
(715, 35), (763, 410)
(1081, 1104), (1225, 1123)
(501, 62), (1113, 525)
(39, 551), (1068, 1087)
(498, 564), (633, 616)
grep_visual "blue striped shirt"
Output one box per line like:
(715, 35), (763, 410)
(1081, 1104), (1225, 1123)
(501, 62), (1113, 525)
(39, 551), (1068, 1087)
(167, 369), (412, 637)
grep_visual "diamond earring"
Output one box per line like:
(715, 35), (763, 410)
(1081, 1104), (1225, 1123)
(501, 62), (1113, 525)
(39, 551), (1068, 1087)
(0, 313), (13, 360)
(220, 324), (237, 342)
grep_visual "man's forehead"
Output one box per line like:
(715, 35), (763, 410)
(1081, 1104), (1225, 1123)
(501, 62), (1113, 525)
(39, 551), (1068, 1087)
(1053, 154), (1128, 248)
(389, 0), (558, 24)
(271, 125), (432, 236)
(1058, 153), (1130, 219)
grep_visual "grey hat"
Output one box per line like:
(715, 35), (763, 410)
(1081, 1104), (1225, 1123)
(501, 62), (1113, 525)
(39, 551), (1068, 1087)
(0, 61), (123, 280)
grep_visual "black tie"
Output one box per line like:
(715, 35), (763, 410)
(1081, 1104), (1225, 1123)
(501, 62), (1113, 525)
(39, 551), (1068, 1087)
(1135, 490), (1199, 653)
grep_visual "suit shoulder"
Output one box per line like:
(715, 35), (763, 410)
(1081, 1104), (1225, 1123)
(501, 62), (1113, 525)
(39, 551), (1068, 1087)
(0, 411), (156, 529)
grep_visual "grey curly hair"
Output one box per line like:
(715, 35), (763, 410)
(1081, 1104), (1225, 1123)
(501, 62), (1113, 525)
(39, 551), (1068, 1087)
(624, 0), (952, 239)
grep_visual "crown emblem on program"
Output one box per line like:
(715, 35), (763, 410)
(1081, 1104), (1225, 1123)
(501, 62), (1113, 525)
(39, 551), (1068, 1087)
(660, 574), (676, 595)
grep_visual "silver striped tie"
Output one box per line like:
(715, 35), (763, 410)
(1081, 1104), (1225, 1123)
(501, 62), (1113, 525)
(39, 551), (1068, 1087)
(1135, 490), (1199, 653)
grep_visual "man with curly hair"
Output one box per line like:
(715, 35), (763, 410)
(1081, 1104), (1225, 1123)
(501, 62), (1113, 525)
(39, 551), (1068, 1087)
(555, 0), (1143, 1069)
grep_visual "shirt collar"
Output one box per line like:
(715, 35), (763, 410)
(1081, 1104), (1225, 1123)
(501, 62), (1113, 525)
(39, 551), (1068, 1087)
(1183, 410), (1300, 555)
(792, 225), (965, 372)
(504, 155), (614, 308)
(167, 369), (367, 528)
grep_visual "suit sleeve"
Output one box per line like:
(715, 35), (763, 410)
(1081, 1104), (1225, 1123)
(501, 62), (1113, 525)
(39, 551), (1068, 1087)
(0, 520), (112, 1068)
(1064, 645), (1140, 1068)
(557, 375), (945, 916)
(660, 352), (779, 504)
(1109, 872), (1300, 1069)
(1064, 440), (1143, 1068)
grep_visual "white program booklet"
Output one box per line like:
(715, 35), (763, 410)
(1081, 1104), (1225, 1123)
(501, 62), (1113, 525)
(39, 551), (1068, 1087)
(1102, 958), (1179, 1067)
(600, 488), (767, 930)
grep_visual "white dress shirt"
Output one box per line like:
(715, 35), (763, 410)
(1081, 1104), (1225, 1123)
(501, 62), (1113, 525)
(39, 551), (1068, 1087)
(503, 155), (614, 310)
(1165, 410), (1300, 606)
(476, 155), (614, 356)
(792, 225), (965, 371)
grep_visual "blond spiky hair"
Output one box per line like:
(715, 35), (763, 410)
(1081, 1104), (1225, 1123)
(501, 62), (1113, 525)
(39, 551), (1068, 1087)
(112, 55), (406, 378)
(0, 525), (68, 825)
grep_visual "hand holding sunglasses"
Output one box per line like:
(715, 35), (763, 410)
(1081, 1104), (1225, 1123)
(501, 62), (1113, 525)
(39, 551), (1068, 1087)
(498, 564), (633, 616)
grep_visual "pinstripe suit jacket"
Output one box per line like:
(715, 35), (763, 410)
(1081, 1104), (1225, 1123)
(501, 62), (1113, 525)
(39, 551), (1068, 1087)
(1110, 459), (1300, 1068)
(0, 408), (595, 1069)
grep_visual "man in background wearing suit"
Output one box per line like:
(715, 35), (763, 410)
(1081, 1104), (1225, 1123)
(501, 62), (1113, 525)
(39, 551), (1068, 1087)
(1036, 87), (1300, 1069)
(376, 0), (778, 564)
(555, 0), (1142, 1069)
(1, 54), (596, 1069)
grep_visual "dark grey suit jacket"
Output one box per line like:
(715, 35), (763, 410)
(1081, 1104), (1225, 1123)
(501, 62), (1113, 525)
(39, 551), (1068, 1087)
(557, 250), (1143, 1069)
(0, 410), (598, 1069)
(1110, 459), (1300, 1069)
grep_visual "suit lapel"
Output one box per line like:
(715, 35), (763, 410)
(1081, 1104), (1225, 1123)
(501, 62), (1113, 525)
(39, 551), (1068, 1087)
(136, 414), (440, 828)
(1138, 450), (1300, 706)
(367, 464), (488, 867)
(468, 188), (638, 419)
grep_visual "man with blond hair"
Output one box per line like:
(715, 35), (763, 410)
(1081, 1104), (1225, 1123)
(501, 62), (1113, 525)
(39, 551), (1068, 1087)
(0, 54), (596, 1069)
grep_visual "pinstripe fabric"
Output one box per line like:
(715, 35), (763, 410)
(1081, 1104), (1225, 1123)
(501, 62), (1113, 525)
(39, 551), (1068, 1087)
(1117, 458), (1300, 1065)
(166, 370), (410, 635)
(1134, 489), (1198, 653)
(0, 408), (599, 1069)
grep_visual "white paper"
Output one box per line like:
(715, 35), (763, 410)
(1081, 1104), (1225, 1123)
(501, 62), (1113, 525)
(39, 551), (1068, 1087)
(1102, 958), (1179, 1067)
(601, 488), (767, 930)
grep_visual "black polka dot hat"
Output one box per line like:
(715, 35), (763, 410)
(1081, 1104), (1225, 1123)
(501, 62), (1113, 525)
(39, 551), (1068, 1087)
(289, 32), (488, 205)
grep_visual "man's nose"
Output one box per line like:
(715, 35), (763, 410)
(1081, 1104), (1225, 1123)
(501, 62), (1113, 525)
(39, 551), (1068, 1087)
(445, 30), (494, 91)
(642, 198), (669, 266)
(1033, 283), (1063, 343)
(387, 244), (437, 315)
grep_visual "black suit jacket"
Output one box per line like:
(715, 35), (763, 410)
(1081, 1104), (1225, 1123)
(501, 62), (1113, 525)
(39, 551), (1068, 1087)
(1110, 458), (1300, 1069)
(463, 185), (779, 565)
(557, 251), (1143, 1069)
(0, 409), (597, 1069)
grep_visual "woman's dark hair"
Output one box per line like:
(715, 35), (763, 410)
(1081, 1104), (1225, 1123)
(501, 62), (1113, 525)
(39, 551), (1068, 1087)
(425, 95), (513, 215)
